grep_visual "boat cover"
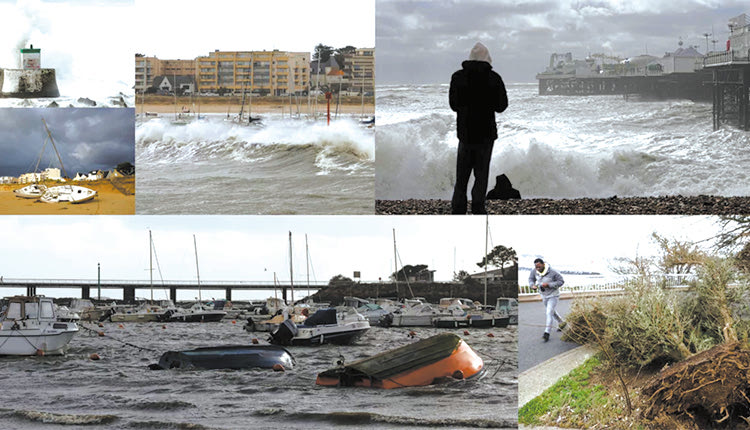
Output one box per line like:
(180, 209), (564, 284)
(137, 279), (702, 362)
(150, 344), (295, 370)
(302, 308), (337, 326)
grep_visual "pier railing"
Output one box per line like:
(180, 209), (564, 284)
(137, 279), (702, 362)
(705, 50), (750, 67)
(518, 274), (697, 296)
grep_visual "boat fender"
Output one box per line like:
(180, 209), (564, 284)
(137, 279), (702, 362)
(231, 320), (236, 324)
(162, 325), (167, 330)
(487, 333), (495, 338)
(90, 353), (101, 360)
(463, 330), (470, 336)
(251, 338), (259, 344)
(35, 349), (45, 356)
(408, 330), (417, 338)
(98, 331), (105, 337)
(452, 370), (464, 380)
(98, 323), (104, 328)
(118, 324), (124, 329)
(333, 355), (345, 367)
(272, 364), (285, 372)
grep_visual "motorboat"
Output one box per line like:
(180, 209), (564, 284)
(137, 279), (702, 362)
(316, 333), (484, 388)
(432, 298), (510, 328)
(110, 301), (170, 323)
(13, 183), (47, 199)
(162, 302), (226, 323)
(54, 305), (81, 322)
(494, 298), (518, 325)
(390, 302), (447, 327)
(269, 308), (370, 346)
(245, 311), (306, 333)
(149, 344), (295, 370)
(0, 296), (78, 356)
(40, 185), (97, 204)
(343, 296), (392, 326)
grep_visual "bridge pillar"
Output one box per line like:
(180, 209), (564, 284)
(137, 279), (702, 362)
(282, 286), (288, 303)
(123, 286), (135, 303)
(81, 286), (90, 299)
(170, 287), (177, 303)
(26, 284), (37, 296)
(225, 288), (232, 301)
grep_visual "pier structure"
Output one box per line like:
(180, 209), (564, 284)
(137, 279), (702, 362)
(704, 14), (750, 130)
(0, 278), (330, 303)
(0, 45), (60, 98)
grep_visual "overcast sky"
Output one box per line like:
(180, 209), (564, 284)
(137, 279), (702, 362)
(377, 0), (749, 84)
(134, 0), (375, 59)
(0, 108), (135, 177)
(0, 0), (134, 96)
(0, 215), (724, 300)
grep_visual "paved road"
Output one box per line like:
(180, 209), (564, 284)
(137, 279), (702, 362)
(519, 298), (580, 372)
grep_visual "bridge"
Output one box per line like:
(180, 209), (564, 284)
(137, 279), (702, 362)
(0, 278), (333, 303)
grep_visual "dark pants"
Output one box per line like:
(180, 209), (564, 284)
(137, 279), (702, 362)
(451, 139), (494, 214)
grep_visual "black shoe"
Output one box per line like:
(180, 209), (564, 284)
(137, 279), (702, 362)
(543, 332), (550, 342)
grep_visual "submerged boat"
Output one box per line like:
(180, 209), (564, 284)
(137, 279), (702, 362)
(269, 308), (370, 346)
(316, 333), (484, 389)
(40, 185), (96, 204)
(149, 344), (295, 370)
(0, 296), (78, 356)
(13, 183), (47, 199)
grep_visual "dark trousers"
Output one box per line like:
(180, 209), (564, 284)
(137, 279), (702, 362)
(451, 139), (494, 214)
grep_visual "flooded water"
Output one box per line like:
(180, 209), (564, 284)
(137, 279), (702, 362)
(0, 321), (517, 429)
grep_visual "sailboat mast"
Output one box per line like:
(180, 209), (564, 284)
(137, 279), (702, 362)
(42, 118), (69, 180)
(289, 231), (294, 303)
(305, 234), (310, 299)
(484, 215), (489, 306)
(149, 230), (153, 302)
(392, 228), (399, 297)
(193, 234), (202, 303)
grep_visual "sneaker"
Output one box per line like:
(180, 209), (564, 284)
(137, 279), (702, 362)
(543, 332), (550, 342)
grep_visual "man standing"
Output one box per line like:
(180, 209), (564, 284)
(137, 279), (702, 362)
(528, 258), (565, 342)
(449, 42), (508, 214)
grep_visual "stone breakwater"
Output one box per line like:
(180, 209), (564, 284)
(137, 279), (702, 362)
(376, 195), (750, 215)
(0, 68), (60, 98)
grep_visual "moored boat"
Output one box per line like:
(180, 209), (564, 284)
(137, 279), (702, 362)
(149, 344), (295, 370)
(316, 333), (484, 388)
(432, 298), (510, 328)
(0, 296), (78, 356)
(269, 308), (370, 346)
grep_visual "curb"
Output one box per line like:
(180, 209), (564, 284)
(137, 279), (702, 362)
(518, 344), (598, 407)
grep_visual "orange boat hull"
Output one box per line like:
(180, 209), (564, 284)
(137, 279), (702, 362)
(316, 339), (484, 389)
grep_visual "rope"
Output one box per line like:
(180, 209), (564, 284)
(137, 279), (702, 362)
(79, 323), (157, 352)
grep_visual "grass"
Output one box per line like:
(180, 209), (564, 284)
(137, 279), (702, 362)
(519, 356), (623, 428)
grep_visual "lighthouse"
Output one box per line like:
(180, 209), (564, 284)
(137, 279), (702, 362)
(1, 43), (60, 98)
(21, 45), (41, 69)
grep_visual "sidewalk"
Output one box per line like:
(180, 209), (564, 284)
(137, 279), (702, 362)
(518, 344), (598, 407)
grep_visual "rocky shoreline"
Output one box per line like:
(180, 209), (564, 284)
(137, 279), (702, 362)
(376, 195), (750, 215)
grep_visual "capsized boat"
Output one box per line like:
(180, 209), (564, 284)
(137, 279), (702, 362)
(13, 183), (47, 199)
(0, 296), (78, 356)
(40, 185), (96, 204)
(316, 333), (484, 388)
(149, 344), (295, 370)
(269, 308), (370, 346)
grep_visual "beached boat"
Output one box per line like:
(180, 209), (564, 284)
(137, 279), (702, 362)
(13, 183), (47, 199)
(149, 344), (295, 370)
(316, 333), (484, 388)
(40, 185), (96, 204)
(0, 296), (78, 356)
(269, 308), (370, 346)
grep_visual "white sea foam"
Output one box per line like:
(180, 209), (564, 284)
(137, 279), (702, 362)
(376, 84), (750, 199)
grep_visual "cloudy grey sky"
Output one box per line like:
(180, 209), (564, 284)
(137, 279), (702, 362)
(377, 0), (748, 84)
(0, 108), (135, 177)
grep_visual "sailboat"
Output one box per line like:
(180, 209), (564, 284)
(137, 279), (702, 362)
(14, 120), (53, 199)
(17, 118), (97, 204)
(163, 235), (226, 323)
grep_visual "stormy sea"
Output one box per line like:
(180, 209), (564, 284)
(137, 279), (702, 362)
(0, 323), (517, 430)
(376, 83), (750, 200)
(136, 116), (374, 214)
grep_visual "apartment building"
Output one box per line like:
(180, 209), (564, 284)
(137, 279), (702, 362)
(343, 48), (374, 94)
(135, 55), (196, 93)
(196, 50), (310, 96)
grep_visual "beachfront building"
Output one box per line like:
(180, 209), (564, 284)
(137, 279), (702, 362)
(343, 48), (374, 94)
(136, 55), (197, 93)
(310, 57), (341, 90)
(195, 50), (310, 96)
(0, 176), (17, 184)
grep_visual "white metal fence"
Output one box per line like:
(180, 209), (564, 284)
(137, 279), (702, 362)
(518, 274), (697, 296)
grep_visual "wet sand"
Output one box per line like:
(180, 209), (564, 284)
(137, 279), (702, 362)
(376, 195), (750, 215)
(0, 178), (135, 215)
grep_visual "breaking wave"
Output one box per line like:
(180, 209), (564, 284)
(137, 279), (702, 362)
(10, 409), (118, 425)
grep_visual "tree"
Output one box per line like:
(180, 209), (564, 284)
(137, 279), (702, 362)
(116, 162), (135, 175)
(477, 245), (517, 270)
(328, 274), (353, 285)
(452, 270), (470, 282)
(652, 232), (706, 274)
(716, 215), (750, 251)
(390, 264), (429, 282)
(333, 45), (357, 69)
(313, 44), (334, 62)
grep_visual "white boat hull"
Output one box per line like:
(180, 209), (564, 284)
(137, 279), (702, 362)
(0, 323), (78, 355)
(13, 184), (47, 199)
(41, 186), (96, 204)
(390, 314), (435, 327)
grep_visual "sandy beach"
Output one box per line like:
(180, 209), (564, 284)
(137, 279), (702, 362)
(0, 178), (135, 215)
(376, 195), (750, 215)
(137, 94), (374, 115)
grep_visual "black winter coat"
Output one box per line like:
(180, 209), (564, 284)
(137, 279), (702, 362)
(449, 60), (508, 143)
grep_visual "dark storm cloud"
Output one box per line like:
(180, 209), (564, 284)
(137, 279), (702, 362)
(377, 0), (748, 84)
(0, 108), (134, 177)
